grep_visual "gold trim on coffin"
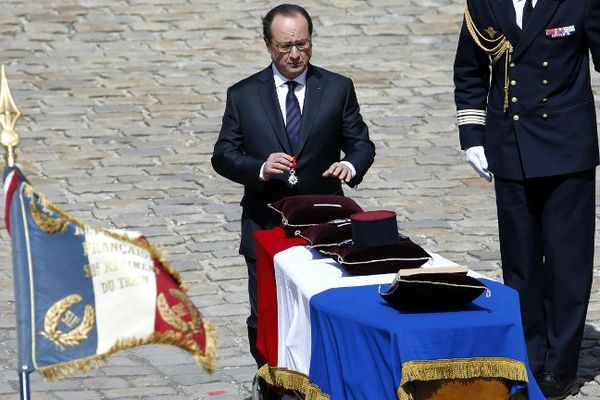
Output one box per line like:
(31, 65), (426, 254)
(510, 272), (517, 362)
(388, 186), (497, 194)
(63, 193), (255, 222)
(398, 357), (529, 400)
(19, 184), (218, 378)
(258, 364), (330, 400)
(259, 357), (528, 400)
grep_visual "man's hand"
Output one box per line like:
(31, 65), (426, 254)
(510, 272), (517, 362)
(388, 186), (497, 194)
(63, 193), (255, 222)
(322, 162), (352, 182)
(262, 152), (294, 181)
(465, 146), (492, 182)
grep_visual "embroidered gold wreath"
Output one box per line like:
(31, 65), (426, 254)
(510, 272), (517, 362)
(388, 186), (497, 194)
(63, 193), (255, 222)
(26, 186), (69, 234)
(157, 288), (202, 334)
(41, 294), (95, 351)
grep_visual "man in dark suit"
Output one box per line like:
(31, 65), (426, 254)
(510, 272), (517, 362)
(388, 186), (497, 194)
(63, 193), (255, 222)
(454, 1), (600, 398)
(212, 4), (375, 398)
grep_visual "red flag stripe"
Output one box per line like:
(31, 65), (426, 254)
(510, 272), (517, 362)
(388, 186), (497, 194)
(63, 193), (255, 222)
(4, 170), (20, 234)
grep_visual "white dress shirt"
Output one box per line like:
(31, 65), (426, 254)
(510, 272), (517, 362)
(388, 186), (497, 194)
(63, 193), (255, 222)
(272, 64), (307, 125)
(259, 64), (356, 180)
(513, 0), (538, 29)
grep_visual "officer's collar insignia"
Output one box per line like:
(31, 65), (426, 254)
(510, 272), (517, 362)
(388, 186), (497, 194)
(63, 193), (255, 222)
(484, 26), (498, 39)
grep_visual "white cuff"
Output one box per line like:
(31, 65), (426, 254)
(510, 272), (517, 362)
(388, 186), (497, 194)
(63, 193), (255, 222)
(339, 161), (356, 178)
(259, 162), (267, 181)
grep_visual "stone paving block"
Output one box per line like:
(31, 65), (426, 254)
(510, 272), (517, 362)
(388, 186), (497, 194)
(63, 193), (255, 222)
(101, 365), (154, 377)
(56, 390), (103, 400)
(0, 383), (12, 395)
(149, 396), (190, 400)
(82, 377), (132, 391)
(102, 386), (178, 398)
(180, 381), (242, 400)
(5, 393), (53, 400)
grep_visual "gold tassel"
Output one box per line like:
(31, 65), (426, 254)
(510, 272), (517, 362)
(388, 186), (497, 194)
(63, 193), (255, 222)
(258, 364), (330, 400)
(398, 357), (528, 400)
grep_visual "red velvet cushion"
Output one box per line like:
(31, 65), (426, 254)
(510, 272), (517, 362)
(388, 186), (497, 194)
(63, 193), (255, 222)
(379, 273), (489, 312)
(268, 195), (363, 229)
(297, 219), (353, 247)
(320, 239), (431, 275)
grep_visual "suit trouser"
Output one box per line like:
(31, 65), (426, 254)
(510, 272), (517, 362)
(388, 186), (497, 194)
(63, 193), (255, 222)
(494, 169), (595, 377)
(245, 255), (262, 366)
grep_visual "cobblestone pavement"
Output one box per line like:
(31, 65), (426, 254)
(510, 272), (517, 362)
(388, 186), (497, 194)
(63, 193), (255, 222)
(1, 0), (600, 399)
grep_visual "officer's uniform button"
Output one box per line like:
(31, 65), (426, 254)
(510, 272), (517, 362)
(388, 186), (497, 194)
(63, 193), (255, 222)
(510, 62), (516, 68)
(542, 98), (548, 103)
(543, 113), (549, 120)
(542, 61), (549, 68)
(542, 79), (549, 85)
(510, 80), (517, 86)
(513, 115), (520, 121)
(511, 97), (518, 103)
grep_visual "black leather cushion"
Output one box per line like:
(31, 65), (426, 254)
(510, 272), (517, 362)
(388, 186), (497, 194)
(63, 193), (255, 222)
(320, 239), (431, 275)
(297, 219), (353, 247)
(268, 195), (363, 229)
(379, 273), (488, 312)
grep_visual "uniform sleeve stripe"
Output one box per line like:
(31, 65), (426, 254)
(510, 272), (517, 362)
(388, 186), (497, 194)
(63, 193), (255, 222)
(457, 117), (486, 122)
(457, 118), (486, 126)
(457, 116), (486, 122)
(457, 109), (486, 116)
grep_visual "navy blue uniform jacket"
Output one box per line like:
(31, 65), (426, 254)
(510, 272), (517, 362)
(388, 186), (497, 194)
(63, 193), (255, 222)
(454, 0), (600, 179)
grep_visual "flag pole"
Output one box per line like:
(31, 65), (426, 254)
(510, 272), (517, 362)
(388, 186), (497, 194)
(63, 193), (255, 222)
(0, 64), (22, 167)
(19, 367), (30, 400)
(0, 65), (28, 399)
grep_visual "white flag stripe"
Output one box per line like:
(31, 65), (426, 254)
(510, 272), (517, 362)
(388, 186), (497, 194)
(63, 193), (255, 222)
(85, 231), (157, 354)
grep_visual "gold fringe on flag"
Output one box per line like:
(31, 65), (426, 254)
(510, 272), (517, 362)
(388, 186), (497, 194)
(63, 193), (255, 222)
(258, 364), (329, 400)
(37, 325), (218, 380)
(398, 357), (528, 400)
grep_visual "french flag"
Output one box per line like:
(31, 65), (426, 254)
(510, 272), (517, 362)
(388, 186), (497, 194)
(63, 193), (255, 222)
(4, 166), (216, 379)
(254, 228), (545, 400)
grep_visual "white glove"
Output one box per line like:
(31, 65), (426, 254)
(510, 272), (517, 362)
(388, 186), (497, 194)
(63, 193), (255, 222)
(465, 146), (492, 182)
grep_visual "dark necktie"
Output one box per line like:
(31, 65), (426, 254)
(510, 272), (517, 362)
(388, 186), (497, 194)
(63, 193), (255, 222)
(523, 0), (534, 28)
(285, 81), (301, 152)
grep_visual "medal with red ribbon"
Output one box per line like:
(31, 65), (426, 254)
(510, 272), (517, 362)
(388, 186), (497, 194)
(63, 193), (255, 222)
(288, 156), (298, 186)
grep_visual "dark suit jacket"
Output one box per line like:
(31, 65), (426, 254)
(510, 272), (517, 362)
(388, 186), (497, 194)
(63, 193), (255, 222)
(212, 64), (375, 256)
(454, 0), (600, 180)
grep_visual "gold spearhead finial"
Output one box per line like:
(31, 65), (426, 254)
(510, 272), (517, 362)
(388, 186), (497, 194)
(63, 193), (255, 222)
(0, 65), (22, 167)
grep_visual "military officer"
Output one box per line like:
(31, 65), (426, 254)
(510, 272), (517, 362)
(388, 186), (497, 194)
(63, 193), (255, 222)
(454, 1), (600, 399)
